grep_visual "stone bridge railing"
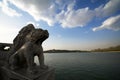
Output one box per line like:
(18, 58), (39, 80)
(0, 43), (12, 51)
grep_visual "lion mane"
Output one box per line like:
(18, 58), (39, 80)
(9, 25), (49, 73)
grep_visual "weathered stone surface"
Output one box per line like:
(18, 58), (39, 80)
(8, 24), (35, 57)
(0, 24), (54, 80)
(9, 24), (49, 74)
(2, 66), (55, 80)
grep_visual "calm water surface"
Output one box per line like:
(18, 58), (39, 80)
(36, 52), (120, 80)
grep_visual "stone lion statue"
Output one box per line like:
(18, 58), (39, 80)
(8, 24), (35, 57)
(9, 25), (49, 73)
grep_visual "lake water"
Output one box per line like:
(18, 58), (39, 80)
(35, 52), (120, 80)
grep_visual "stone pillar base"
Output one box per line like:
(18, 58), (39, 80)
(1, 66), (55, 80)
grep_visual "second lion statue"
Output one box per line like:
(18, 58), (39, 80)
(9, 24), (49, 73)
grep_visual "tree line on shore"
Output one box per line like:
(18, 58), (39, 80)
(0, 43), (120, 52)
(91, 45), (120, 52)
(44, 45), (120, 53)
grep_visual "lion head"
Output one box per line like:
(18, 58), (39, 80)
(26, 28), (49, 44)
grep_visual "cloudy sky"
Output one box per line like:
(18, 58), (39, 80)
(0, 0), (120, 50)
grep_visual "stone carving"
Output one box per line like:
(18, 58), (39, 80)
(8, 24), (35, 57)
(0, 24), (55, 80)
(8, 24), (49, 73)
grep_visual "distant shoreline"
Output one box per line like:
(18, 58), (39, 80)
(0, 50), (120, 54)
(90, 51), (120, 53)
(43, 49), (88, 53)
(0, 43), (120, 53)
(43, 49), (120, 53)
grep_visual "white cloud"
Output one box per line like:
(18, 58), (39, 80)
(95, 0), (120, 17)
(0, 0), (120, 29)
(8, 0), (55, 26)
(56, 1), (95, 28)
(2, 0), (95, 28)
(56, 7), (94, 28)
(0, 0), (21, 17)
(93, 15), (120, 31)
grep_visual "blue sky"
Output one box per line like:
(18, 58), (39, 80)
(0, 0), (120, 50)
